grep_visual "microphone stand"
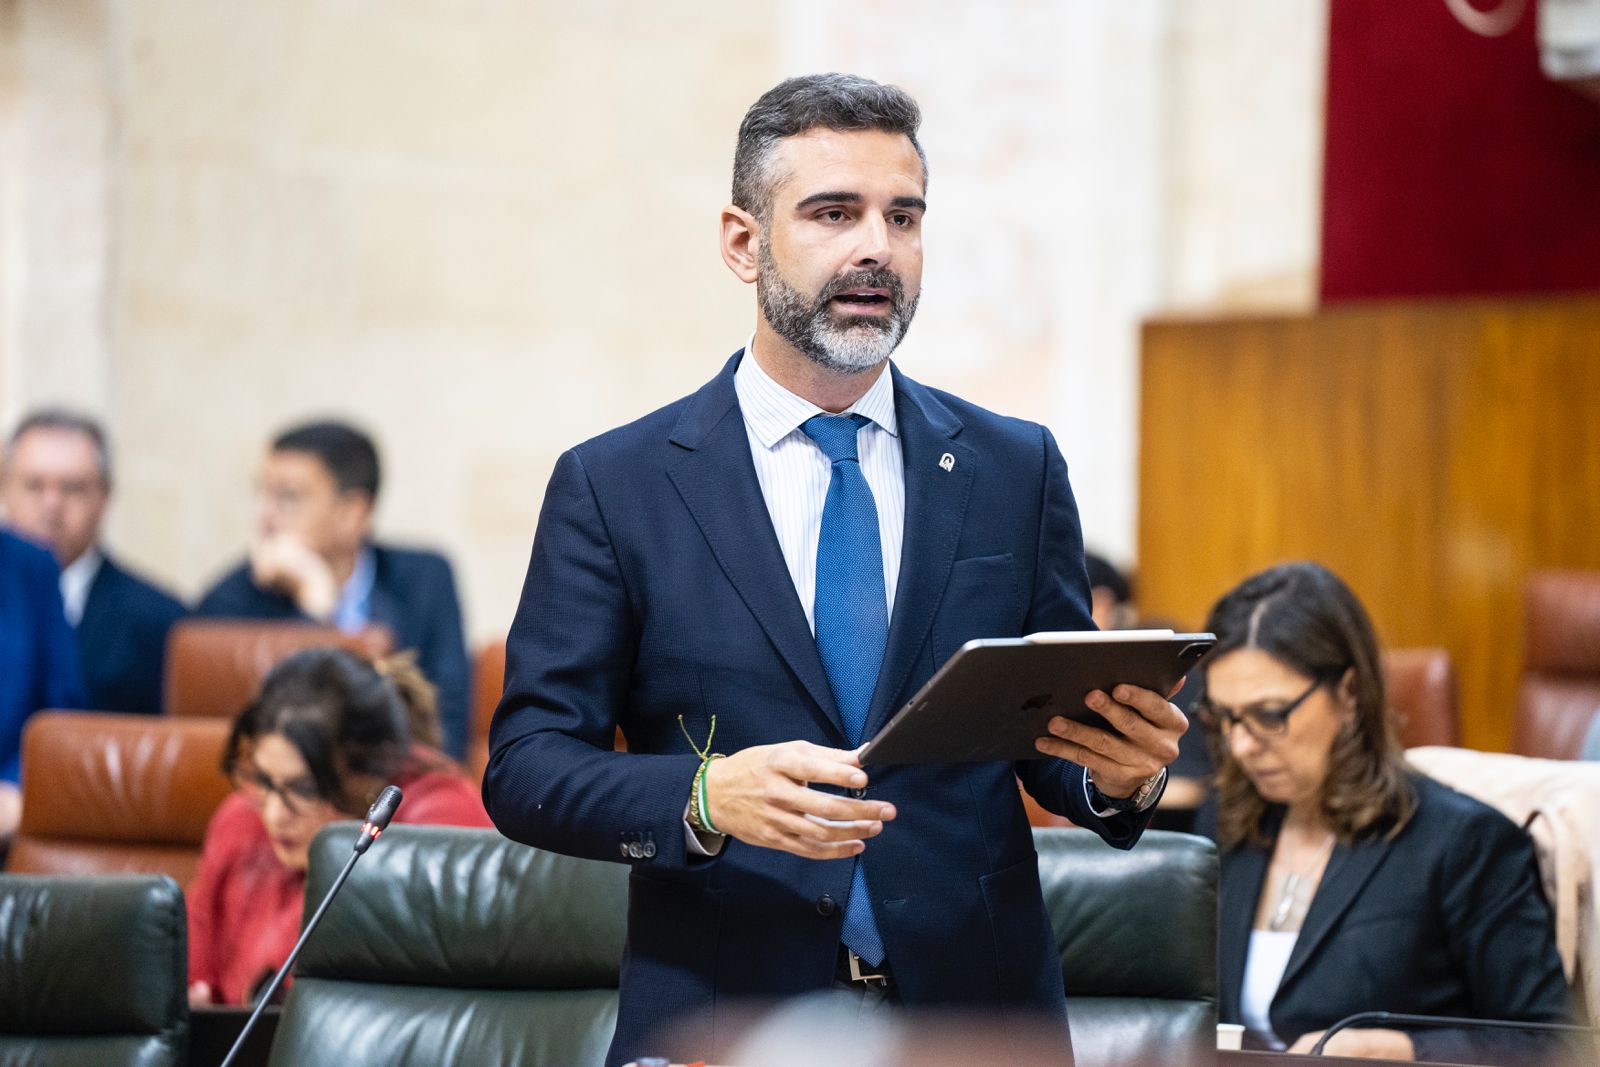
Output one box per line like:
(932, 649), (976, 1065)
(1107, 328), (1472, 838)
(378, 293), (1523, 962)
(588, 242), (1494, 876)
(218, 786), (402, 1067)
(1309, 1010), (1599, 1057)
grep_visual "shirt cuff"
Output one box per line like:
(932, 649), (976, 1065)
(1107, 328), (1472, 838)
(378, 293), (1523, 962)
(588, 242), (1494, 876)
(1083, 766), (1167, 817)
(683, 797), (727, 856)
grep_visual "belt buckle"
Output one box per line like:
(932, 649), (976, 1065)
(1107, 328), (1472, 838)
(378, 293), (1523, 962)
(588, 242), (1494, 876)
(846, 949), (889, 988)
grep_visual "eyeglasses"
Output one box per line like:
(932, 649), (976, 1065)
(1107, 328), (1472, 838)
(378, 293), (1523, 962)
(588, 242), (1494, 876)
(233, 765), (325, 816)
(1195, 676), (1326, 741)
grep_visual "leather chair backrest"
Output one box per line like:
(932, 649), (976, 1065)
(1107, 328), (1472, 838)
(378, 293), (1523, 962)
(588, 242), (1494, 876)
(470, 637), (625, 783)
(1516, 570), (1600, 759)
(6, 711), (232, 883)
(468, 639), (507, 781)
(1036, 828), (1217, 1067)
(266, 824), (628, 1067)
(0, 874), (188, 1067)
(1382, 646), (1461, 749)
(165, 619), (392, 718)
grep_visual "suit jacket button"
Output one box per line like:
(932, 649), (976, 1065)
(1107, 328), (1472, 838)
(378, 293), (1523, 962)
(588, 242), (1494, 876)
(619, 842), (631, 859)
(642, 841), (657, 859)
(850, 787), (867, 800)
(628, 842), (643, 859)
(815, 894), (837, 917)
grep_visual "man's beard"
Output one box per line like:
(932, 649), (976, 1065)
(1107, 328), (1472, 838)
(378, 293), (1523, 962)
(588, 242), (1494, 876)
(756, 242), (919, 374)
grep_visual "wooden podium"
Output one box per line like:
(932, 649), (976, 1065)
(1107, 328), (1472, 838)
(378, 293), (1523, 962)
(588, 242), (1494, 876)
(1139, 297), (1600, 752)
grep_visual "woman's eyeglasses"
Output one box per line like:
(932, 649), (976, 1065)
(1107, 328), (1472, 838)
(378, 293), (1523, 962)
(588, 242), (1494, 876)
(1195, 676), (1326, 741)
(233, 766), (324, 816)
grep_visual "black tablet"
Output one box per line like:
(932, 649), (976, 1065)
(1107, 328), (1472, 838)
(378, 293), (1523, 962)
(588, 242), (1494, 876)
(859, 629), (1214, 765)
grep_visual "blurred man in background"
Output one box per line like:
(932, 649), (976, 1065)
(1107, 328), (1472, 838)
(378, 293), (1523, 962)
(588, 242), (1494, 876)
(196, 419), (470, 757)
(1084, 551), (1136, 631)
(1, 410), (184, 716)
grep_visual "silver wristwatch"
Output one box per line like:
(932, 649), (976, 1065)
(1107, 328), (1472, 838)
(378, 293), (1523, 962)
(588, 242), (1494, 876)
(1087, 766), (1167, 815)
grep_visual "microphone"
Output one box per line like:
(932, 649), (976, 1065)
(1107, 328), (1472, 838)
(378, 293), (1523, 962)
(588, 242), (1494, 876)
(1309, 1010), (1598, 1059)
(219, 786), (404, 1067)
(354, 784), (402, 854)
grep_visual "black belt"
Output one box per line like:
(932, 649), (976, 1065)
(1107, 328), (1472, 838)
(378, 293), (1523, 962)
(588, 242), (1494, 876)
(835, 945), (893, 988)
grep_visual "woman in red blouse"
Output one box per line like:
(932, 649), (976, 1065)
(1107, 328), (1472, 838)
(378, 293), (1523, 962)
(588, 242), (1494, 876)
(187, 646), (492, 1006)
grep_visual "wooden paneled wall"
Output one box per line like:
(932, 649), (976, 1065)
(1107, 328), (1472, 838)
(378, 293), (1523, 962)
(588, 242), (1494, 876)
(1138, 298), (1600, 751)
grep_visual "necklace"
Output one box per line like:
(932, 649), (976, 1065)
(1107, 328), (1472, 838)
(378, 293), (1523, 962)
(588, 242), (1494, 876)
(1268, 833), (1335, 932)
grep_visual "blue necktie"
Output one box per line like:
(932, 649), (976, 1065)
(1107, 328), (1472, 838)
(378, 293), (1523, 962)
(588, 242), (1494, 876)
(802, 413), (888, 968)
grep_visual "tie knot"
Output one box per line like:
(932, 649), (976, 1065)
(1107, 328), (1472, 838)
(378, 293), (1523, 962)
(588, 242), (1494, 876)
(802, 413), (870, 464)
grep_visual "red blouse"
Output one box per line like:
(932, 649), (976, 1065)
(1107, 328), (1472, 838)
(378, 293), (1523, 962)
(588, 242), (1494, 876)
(186, 751), (493, 1005)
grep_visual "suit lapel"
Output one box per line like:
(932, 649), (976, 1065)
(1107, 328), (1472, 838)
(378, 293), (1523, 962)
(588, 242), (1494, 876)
(861, 369), (974, 741)
(1276, 833), (1395, 995)
(79, 554), (119, 635)
(1218, 843), (1269, 1021)
(667, 353), (846, 740)
(363, 547), (405, 637)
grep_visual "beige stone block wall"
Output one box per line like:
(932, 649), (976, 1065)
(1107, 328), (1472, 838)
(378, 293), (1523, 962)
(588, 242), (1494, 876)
(4, 0), (1327, 654)
(106, 1), (781, 645)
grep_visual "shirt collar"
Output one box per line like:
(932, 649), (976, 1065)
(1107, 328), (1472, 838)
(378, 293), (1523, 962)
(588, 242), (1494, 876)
(332, 545), (378, 633)
(59, 545), (104, 627)
(733, 333), (899, 449)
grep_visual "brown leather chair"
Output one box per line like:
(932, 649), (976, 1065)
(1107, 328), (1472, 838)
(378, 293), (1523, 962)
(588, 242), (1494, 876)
(1515, 569), (1600, 759)
(7, 711), (233, 884)
(470, 637), (626, 782)
(165, 619), (392, 719)
(468, 639), (507, 781)
(1383, 646), (1461, 749)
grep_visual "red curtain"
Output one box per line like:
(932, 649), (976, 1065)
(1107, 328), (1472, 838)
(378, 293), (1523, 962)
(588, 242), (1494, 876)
(1321, 0), (1600, 301)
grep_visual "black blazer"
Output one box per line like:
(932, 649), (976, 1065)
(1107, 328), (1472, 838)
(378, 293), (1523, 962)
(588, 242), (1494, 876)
(196, 542), (470, 758)
(77, 553), (186, 715)
(1219, 774), (1571, 1065)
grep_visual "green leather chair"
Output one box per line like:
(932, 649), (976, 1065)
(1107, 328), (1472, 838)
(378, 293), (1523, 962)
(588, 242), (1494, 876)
(1038, 827), (1217, 1067)
(266, 824), (627, 1067)
(0, 874), (189, 1067)
(268, 825), (1215, 1067)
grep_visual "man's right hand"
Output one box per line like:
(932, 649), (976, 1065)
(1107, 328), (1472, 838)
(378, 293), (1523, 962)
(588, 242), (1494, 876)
(702, 741), (896, 860)
(250, 533), (338, 619)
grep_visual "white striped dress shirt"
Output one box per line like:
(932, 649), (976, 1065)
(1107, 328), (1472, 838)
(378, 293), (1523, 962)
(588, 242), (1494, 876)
(733, 340), (905, 632)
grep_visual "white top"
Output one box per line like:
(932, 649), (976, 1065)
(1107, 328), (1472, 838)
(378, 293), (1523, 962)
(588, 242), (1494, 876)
(59, 546), (103, 628)
(1240, 928), (1298, 1050)
(732, 337), (905, 632)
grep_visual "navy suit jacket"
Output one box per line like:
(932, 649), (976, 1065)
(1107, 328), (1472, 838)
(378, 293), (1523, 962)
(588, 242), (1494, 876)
(0, 530), (86, 782)
(1219, 775), (1570, 1065)
(77, 553), (187, 715)
(196, 543), (470, 758)
(485, 353), (1151, 1066)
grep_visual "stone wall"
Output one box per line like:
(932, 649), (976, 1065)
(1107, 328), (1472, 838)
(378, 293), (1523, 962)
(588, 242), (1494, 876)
(1, 0), (1326, 644)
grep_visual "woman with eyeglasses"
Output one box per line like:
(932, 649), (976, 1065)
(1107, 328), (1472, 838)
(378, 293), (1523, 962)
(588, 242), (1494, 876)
(1200, 562), (1569, 1065)
(186, 646), (492, 1007)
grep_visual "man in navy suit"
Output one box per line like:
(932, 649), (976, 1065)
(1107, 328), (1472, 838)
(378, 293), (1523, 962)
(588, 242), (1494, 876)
(196, 420), (470, 757)
(2, 410), (185, 716)
(485, 75), (1188, 1065)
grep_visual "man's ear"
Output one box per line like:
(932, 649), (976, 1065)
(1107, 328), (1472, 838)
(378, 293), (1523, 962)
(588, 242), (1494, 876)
(720, 205), (760, 284)
(338, 490), (375, 543)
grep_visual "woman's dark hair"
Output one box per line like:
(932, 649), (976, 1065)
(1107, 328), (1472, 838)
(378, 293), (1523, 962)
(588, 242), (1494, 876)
(222, 647), (442, 816)
(1202, 561), (1416, 849)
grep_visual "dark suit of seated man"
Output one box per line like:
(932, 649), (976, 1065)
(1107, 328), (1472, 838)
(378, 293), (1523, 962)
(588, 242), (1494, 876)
(2, 410), (185, 716)
(196, 420), (470, 758)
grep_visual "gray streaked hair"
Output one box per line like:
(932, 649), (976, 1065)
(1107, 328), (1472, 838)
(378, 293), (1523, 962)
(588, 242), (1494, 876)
(732, 73), (927, 222)
(5, 408), (111, 486)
